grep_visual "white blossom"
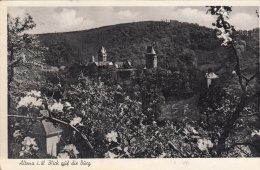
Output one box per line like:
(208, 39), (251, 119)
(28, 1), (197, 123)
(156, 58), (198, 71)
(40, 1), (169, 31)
(26, 90), (41, 97)
(81, 110), (86, 116)
(105, 131), (118, 143)
(17, 96), (43, 109)
(251, 130), (260, 137)
(22, 137), (38, 148)
(197, 138), (213, 151)
(104, 151), (118, 158)
(216, 6), (229, 18)
(123, 147), (130, 157)
(63, 144), (79, 158)
(19, 136), (39, 157)
(64, 102), (74, 110)
(57, 152), (70, 159)
(214, 7), (233, 46)
(158, 152), (167, 158)
(13, 130), (22, 138)
(70, 117), (83, 126)
(48, 101), (64, 112)
(216, 27), (232, 46)
(124, 96), (131, 101)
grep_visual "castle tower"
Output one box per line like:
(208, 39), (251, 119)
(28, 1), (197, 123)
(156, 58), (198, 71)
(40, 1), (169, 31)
(98, 46), (107, 62)
(92, 56), (95, 62)
(146, 46), (157, 69)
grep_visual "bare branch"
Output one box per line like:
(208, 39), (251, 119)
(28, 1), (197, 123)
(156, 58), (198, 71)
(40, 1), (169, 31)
(241, 68), (259, 88)
(241, 73), (249, 82)
(226, 142), (252, 151)
(237, 145), (251, 157)
(168, 141), (187, 157)
(231, 44), (245, 92)
(256, 10), (259, 18)
(8, 57), (22, 67)
(51, 117), (96, 157)
(247, 70), (259, 83)
(8, 115), (43, 119)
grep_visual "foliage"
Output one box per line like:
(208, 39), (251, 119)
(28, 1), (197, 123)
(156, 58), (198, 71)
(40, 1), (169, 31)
(58, 144), (79, 159)
(9, 77), (215, 158)
(38, 21), (219, 67)
(7, 13), (49, 114)
(38, 19), (257, 73)
(38, 19), (258, 101)
(200, 6), (260, 157)
(7, 8), (260, 159)
(19, 137), (39, 158)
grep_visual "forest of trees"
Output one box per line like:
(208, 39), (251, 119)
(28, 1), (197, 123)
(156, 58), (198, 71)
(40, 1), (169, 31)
(7, 6), (260, 158)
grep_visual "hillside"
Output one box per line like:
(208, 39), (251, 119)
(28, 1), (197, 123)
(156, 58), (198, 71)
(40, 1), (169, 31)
(38, 20), (259, 81)
(38, 21), (221, 66)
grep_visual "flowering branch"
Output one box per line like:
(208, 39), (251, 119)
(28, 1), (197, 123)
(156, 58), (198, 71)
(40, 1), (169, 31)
(207, 6), (252, 92)
(8, 113), (96, 158)
(168, 141), (187, 157)
(50, 117), (96, 157)
(207, 6), (260, 157)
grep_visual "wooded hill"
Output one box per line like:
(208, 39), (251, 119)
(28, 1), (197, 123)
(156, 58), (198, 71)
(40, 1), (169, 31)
(38, 20), (259, 79)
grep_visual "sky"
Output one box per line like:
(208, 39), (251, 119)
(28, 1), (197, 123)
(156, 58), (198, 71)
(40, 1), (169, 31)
(8, 6), (259, 34)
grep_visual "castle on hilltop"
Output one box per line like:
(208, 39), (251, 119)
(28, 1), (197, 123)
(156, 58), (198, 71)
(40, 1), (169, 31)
(84, 45), (161, 83)
(85, 46), (135, 83)
(86, 46), (134, 70)
(86, 45), (159, 70)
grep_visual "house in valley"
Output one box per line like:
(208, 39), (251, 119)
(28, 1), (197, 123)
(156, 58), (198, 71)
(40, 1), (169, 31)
(205, 68), (219, 88)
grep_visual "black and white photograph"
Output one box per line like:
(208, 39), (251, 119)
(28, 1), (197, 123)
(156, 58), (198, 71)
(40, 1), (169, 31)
(3, 1), (260, 164)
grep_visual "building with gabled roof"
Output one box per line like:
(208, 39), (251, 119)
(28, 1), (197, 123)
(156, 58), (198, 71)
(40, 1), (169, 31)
(29, 112), (63, 157)
(205, 69), (219, 88)
(114, 62), (124, 69)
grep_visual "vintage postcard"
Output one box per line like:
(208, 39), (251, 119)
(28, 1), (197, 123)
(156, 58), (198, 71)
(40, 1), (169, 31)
(0, 1), (260, 169)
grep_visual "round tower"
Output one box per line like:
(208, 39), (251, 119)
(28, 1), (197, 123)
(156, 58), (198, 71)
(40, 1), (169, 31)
(146, 46), (157, 69)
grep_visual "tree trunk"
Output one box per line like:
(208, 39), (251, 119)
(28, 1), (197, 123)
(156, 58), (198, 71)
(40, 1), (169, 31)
(8, 47), (14, 111)
(216, 94), (247, 156)
(8, 47), (14, 88)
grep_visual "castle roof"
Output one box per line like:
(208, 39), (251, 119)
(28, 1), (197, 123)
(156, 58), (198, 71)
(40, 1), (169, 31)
(100, 46), (106, 54)
(147, 46), (156, 55)
(29, 119), (63, 137)
(127, 61), (132, 67)
(42, 120), (63, 137)
(206, 72), (219, 79)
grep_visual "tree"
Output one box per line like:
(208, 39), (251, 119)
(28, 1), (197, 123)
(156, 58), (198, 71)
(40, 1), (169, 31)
(8, 13), (47, 86)
(9, 76), (215, 158)
(8, 13), (48, 111)
(205, 6), (260, 156)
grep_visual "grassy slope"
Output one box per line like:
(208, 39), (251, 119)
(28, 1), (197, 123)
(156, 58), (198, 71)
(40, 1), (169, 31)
(159, 94), (201, 122)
